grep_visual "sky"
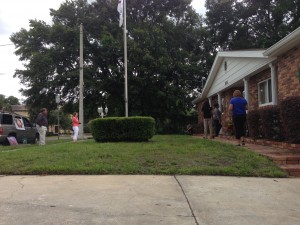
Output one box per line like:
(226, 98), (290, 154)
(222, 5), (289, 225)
(0, 0), (206, 101)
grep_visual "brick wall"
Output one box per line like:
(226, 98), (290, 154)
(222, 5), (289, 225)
(243, 45), (300, 110)
(277, 45), (300, 102)
(248, 69), (271, 110)
(221, 89), (236, 125)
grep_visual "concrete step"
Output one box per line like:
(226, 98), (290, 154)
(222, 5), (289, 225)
(280, 165), (300, 177)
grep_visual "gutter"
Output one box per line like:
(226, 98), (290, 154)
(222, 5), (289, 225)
(264, 26), (300, 56)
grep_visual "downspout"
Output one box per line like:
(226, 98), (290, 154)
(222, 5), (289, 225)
(269, 63), (278, 105)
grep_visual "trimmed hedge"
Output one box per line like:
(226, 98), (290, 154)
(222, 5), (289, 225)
(247, 98), (300, 143)
(247, 107), (285, 141)
(247, 110), (260, 139)
(280, 96), (300, 143)
(90, 116), (155, 142)
(260, 106), (285, 141)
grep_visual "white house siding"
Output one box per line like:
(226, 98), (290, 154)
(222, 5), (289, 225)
(207, 57), (274, 98)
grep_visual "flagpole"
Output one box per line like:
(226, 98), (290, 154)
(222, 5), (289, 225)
(79, 24), (84, 139)
(123, 0), (128, 117)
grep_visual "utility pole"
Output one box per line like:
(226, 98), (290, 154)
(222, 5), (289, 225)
(79, 24), (84, 139)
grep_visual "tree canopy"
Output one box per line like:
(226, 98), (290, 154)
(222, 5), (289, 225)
(48, 109), (72, 130)
(205, 0), (300, 51)
(0, 94), (20, 111)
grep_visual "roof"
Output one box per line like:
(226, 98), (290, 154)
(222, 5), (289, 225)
(11, 105), (27, 111)
(264, 26), (300, 57)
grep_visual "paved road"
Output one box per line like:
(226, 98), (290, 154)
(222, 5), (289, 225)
(0, 175), (300, 225)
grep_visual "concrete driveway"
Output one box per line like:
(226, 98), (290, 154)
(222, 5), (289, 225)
(0, 175), (300, 225)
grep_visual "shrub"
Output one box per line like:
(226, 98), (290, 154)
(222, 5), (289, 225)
(280, 96), (300, 143)
(46, 131), (55, 137)
(90, 116), (155, 142)
(260, 106), (285, 141)
(192, 123), (204, 134)
(247, 110), (261, 139)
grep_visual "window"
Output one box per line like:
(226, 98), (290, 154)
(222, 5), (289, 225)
(22, 118), (31, 127)
(258, 79), (272, 105)
(1, 114), (13, 125)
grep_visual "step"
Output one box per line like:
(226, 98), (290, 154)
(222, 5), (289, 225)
(268, 154), (300, 165)
(280, 165), (300, 177)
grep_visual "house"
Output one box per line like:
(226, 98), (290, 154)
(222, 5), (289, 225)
(192, 26), (300, 132)
(11, 105), (29, 117)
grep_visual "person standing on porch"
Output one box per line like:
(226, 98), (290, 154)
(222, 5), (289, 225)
(212, 103), (222, 137)
(229, 90), (248, 146)
(201, 99), (213, 139)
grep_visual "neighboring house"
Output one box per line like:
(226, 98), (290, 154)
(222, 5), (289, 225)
(11, 105), (29, 117)
(192, 26), (300, 131)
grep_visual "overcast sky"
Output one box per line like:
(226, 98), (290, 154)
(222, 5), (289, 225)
(0, 0), (206, 100)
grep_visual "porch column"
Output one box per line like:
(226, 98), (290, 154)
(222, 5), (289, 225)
(217, 92), (222, 112)
(243, 77), (250, 104)
(208, 97), (212, 106)
(269, 63), (278, 105)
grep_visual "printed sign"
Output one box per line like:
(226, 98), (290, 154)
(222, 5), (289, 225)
(7, 136), (18, 145)
(14, 118), (25, 130)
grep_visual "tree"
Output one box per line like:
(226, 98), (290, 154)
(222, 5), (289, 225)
(11, 0), (208, 133)
(0, 94), (20, 111)
(205, 0), (300, 51)
(205, 0), (237, 51)
(48, 109), (72, 130)
(0, 94), (5, 110)
(5, 96), (20, 105)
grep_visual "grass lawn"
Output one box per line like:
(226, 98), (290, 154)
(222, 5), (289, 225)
(0, 135), (287, 177)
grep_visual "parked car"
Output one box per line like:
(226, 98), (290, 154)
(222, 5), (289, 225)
(0, 112), (39, 145)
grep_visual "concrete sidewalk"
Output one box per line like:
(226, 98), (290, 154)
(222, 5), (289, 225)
(1, 175), (300, 225)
